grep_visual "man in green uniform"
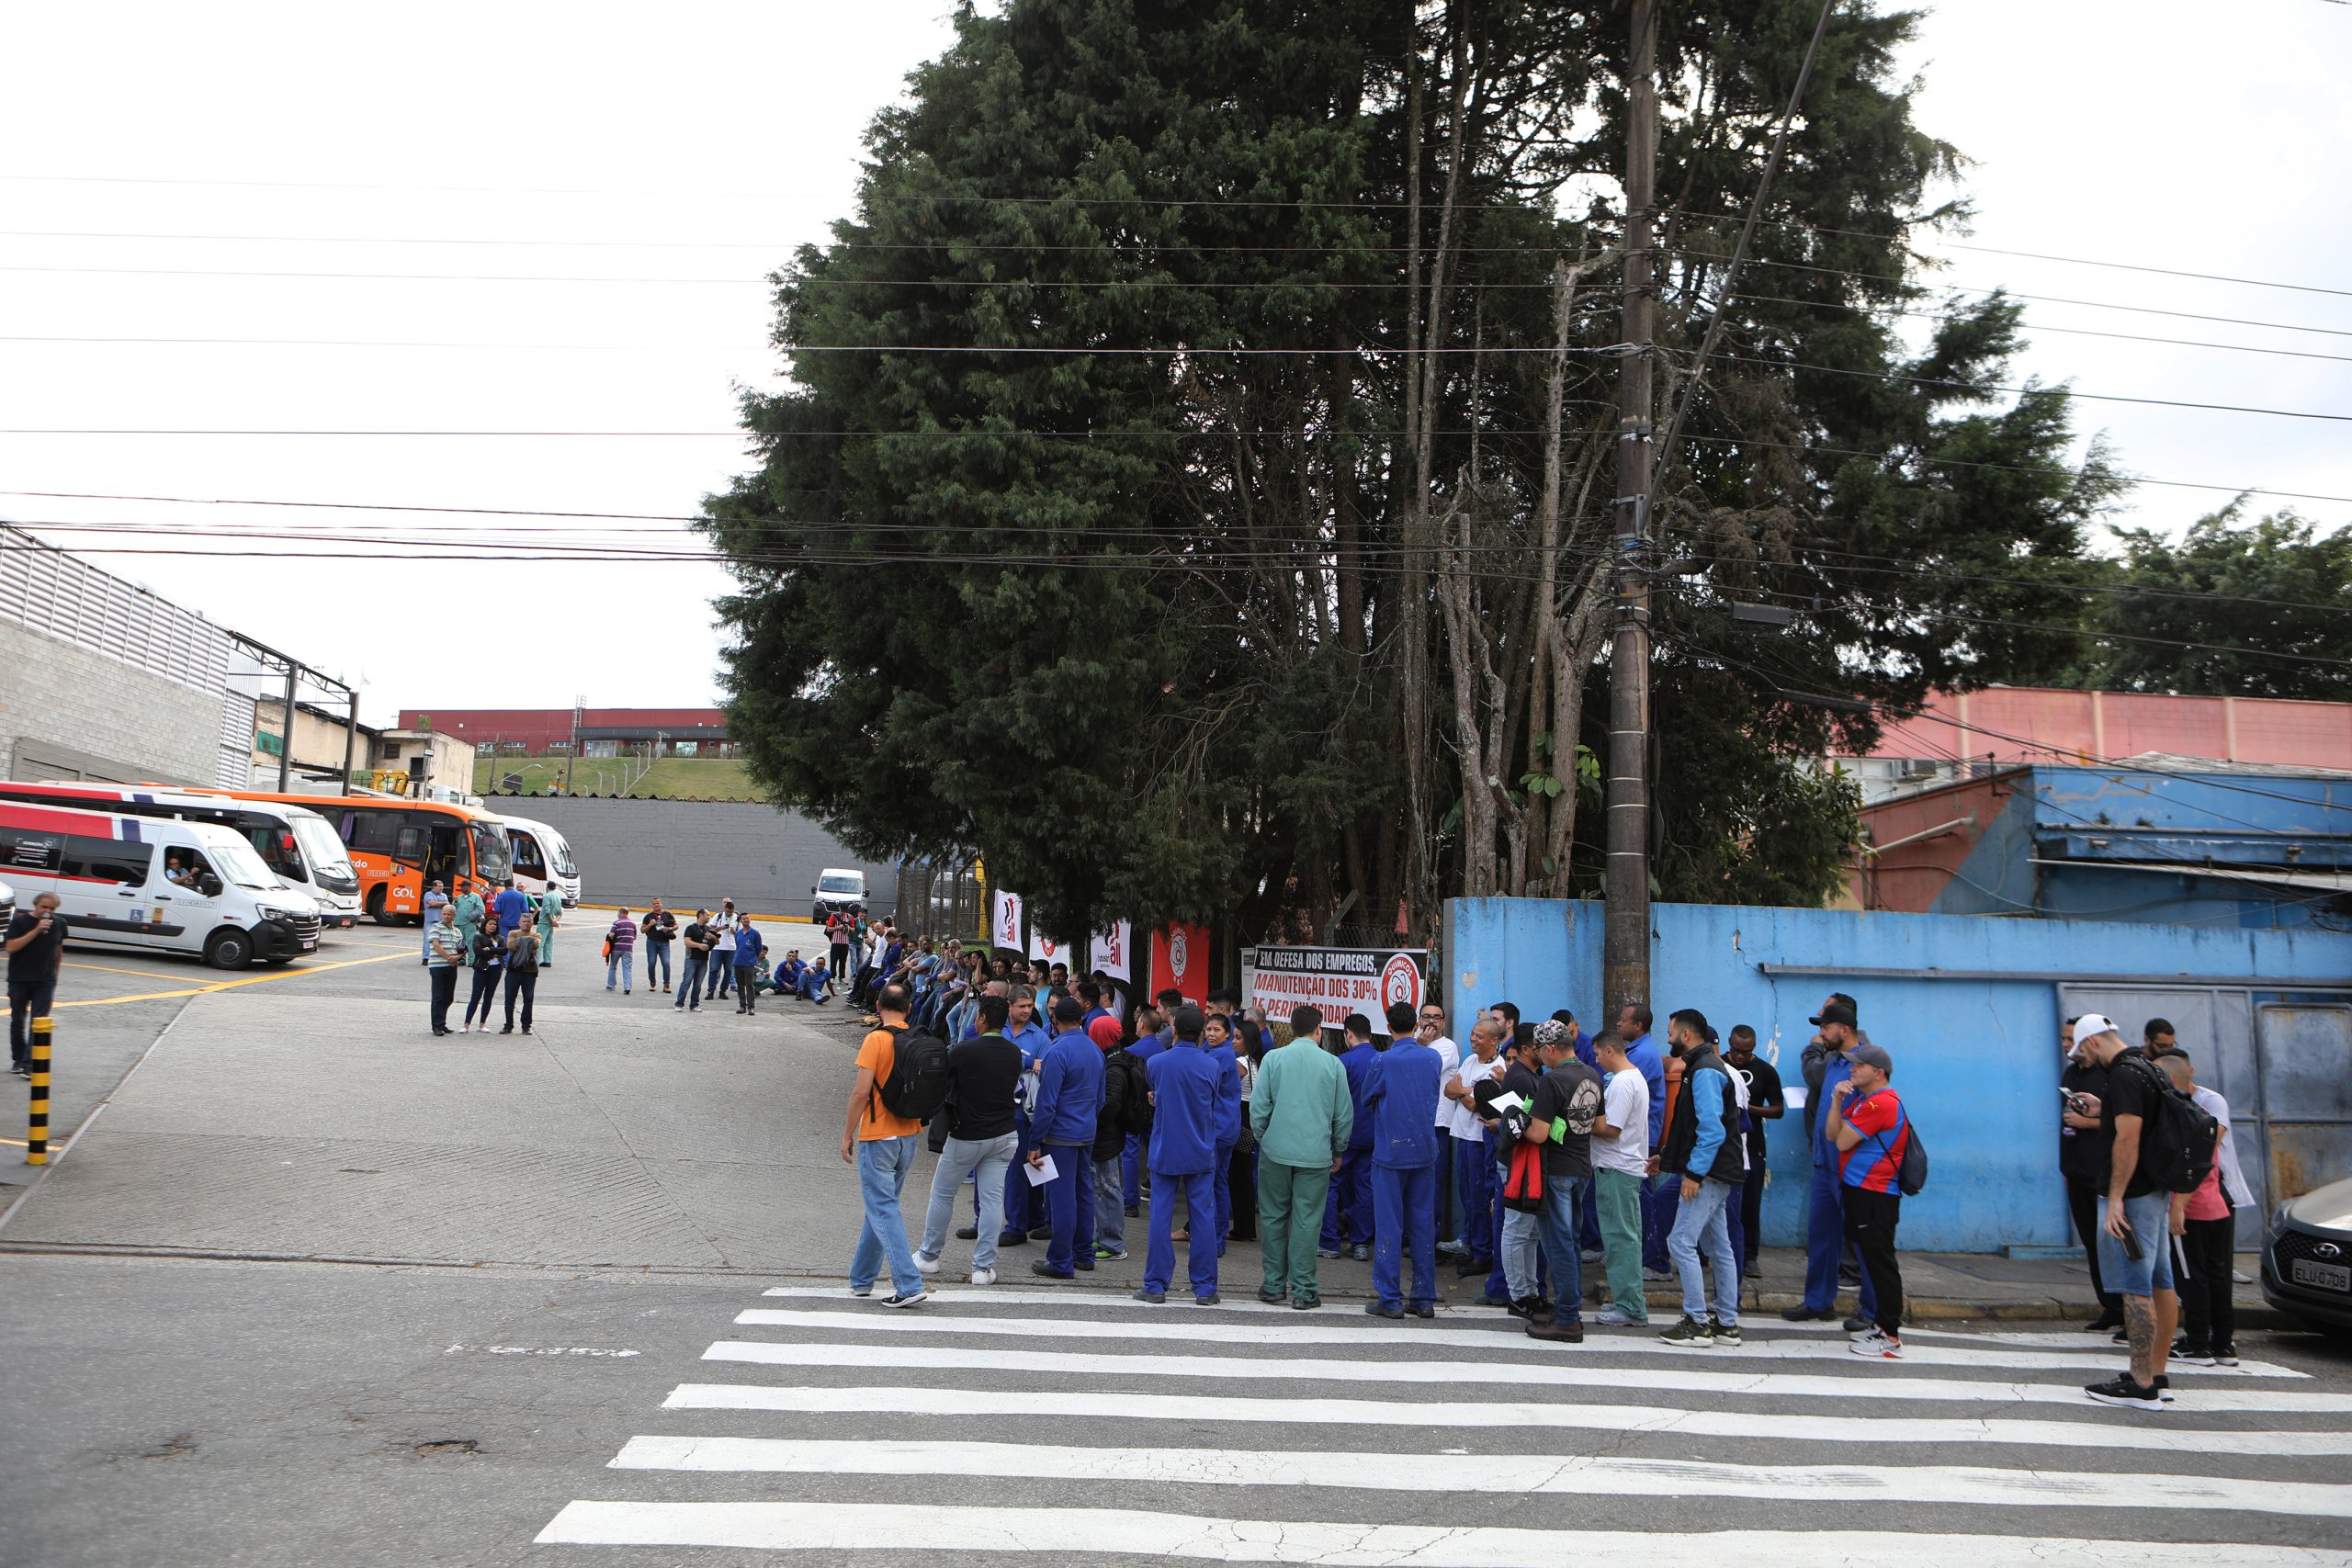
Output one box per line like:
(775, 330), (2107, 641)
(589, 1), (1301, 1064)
(537, 888), (561, 968)
(452, 879), (487, 952)
(1250, 1002), (1354, 1309)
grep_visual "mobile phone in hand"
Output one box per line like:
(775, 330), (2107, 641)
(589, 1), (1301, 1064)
(2119, 1220), (2145, 1262)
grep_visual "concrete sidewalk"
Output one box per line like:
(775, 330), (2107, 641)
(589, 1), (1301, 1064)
(0, 954), (2287, 1326)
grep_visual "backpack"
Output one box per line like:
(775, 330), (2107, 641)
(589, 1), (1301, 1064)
(876, 1023), (953, 1122)
(1501, 1139), (1547, 1213)
(2116, 1054), (2220, 1195)
(1853, 1091), (1929, 1197)
(1113, 1050), (1154, 1137)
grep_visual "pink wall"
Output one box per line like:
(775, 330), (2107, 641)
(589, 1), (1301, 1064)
(1853, 687), (2352, 772)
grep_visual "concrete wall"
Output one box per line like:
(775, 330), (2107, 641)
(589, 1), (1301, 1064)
(482, 795), (898, 918)
(1445, 897), (2352, 1252)
(0, 619), (225, 785)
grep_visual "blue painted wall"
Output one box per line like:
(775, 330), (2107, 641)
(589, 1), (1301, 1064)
(1445, 897), (2352, 1252)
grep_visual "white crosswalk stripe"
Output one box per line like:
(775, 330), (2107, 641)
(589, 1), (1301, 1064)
(535, 1285), (2352, 1563)
(731, 1303), (2309, 1377)
(536, 1502), (2352, 1564)
(701, 1336), (2350, 1413)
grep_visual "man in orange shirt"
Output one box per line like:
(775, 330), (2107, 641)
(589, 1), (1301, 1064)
(842, 983), (929, 1306)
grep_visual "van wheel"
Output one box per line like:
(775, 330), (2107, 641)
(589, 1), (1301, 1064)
(368, 886), (395, 926)
(204, 928), (254, 970)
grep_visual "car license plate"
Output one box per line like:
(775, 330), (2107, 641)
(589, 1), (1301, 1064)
(300, 938), (318, 952)
(2291, 1258), (2351, 1293)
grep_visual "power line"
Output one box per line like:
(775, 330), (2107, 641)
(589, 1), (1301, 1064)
(1728, 288), (2352, 366)
(1701, 347), (2352, 425)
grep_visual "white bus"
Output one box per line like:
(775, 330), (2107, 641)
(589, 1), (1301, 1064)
(0, 780), (363, 928)
(501, 814), (582, 907)
(0, 799), (323, 968)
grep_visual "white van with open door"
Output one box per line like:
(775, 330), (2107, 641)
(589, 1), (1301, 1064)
(811, 867), (867, 921)
(0, 799), (324, 968)
(501, 815), (582, 907)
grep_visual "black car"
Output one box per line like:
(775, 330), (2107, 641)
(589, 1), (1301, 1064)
(2262, 1174), (2352, 1334)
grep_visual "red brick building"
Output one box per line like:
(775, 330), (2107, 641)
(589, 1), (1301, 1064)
(395, 706), (730, 758)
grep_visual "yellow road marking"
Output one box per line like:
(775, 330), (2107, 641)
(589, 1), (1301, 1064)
(52, 949), (415, 1008)
(62, 960), (184, 978)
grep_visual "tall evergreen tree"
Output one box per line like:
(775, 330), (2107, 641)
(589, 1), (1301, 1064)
(704, 0), (2119, 942)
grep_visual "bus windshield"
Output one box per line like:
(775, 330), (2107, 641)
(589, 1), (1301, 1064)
(292, 817), (359, 893)
(548, 836), (578, 877)
(469, 820), (513, 885)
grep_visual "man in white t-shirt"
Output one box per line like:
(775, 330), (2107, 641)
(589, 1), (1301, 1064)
(1443, 1018), (1504, 1276)
(1590, 1030), (1653, 1325)
(1417, 1002), (1463, 1253)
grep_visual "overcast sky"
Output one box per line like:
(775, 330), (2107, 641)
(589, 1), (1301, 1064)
(4, 0), (2344, 724)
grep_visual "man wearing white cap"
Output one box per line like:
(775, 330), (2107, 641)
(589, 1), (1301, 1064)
(2069, 1014), (2181, 1409)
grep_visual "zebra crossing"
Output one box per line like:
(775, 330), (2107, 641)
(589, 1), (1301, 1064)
(535, 1284), (2352, 1564)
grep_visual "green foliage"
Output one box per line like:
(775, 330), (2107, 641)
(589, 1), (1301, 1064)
(704, 0), (2115, 931)
(2071, 504), (2352, 700)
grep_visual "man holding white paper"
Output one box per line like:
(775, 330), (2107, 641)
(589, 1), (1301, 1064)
(1029, 993), (1106, 1279)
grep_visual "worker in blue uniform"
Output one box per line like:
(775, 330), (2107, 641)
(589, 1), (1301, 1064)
(1136, 1006), (1236, 1305)
(1362, 1009), (1445, 1318)
(1029, 993), (1106, 1279)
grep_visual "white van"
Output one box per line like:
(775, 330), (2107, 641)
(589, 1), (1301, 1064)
(811, 867), (867, 921)
(502, 815), (582, 907)
(0, 781), (363, 929)
(0, 800), (323, 968)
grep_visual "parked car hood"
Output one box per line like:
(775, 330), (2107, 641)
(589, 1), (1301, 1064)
(2285, 1175), (2352, 1234)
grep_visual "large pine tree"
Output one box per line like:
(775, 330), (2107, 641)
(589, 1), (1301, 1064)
(704, 0), (2116, 942)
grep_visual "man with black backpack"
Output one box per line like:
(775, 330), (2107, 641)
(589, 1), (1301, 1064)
(1091, 1014), (1150, 1262)
(841, 984), (944, 1308)
(2071, 1013), (2207, 1408)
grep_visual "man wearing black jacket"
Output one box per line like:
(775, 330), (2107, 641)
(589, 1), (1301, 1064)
(1091, 1025), (1148, 1261)
(639, 899), (679, 995)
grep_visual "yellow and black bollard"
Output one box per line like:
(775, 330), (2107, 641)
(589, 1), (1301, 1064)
(27, 1014), (51, 1165)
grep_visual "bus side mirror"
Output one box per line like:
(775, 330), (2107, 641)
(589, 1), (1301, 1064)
(198, 874), (223, 897)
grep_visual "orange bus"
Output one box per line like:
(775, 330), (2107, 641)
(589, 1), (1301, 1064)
(209, 792), (514, 924)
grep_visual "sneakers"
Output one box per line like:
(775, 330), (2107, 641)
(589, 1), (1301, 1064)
(1504, 1296), (1545, 1320)
(1316, 1247), (1345, 1260)
(1710, 1316), (1743, 1347)
(2083, 1313), (2125, 1333)
(848, 1283), (873, 1298)
(2212, 1344), (2241, 1367)
(1132, 1288), (1165, 1304)
(1659, 1315), (1715, 1348)
(1092, 1244), (1127, 1260)
(969, 1268), (996, 1285)
(1590, 1305), (1645, 1327)
(912, 1252), (942, 1276)
(2171, 1338), (2216, 1367)
(1350, 1244), (1370, 1262)
(1850, 1328), (1903, 1359)
(956, 1224), (978, 1241)
(2085, 1373), (2166, 1409)
(1779, 1304), (1834, 1322)
(1841, 1314), (1872, 1333)
(883, 1289), (926, 1308)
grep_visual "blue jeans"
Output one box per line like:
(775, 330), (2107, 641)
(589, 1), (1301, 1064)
(1122, 1135), (1142, 1207)
(850, 1134), (922, 1296)
(1371, 1158), (1437, 1310)
(2094, 1187), (2178, 1297)
(1041, 1142), (1097, 1273)
(675, 952), (707, 1006)
(919, 1132), (1016, 1272)
(708, 955), (733, 998)
(1804, 1160), (1879, 1316)
(1453, 1137), (1495, 1263)
(644, 939), (670, 988)
(605, 950), (633, 990)
(1146, 1168), (1218, 1297)
(1535, 1172), (1589, 1325)
(1668, 1177), (1741, 1325)
(1498, 1160), (1541, 1301)
(797, 972), (825, 1001)
(1094, 1155), (1125, 1247)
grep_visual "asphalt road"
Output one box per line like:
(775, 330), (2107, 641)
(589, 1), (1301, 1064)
(5, 923), (2351, 1565)
(6, 1250), (2350, 1568)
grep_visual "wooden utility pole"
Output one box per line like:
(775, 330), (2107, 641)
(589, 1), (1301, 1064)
(1602, 0), (1659, 1021)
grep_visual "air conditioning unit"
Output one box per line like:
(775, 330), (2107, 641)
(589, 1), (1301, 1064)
(1896, 759), (1942, 781)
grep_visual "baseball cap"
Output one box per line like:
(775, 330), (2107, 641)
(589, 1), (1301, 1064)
(2074, 1013), (2120, 1043)
(1849, 1041), (1893, 1075)
(1809, 1003), (1857, 1028)
(1532, 1019), (1571, 1047)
